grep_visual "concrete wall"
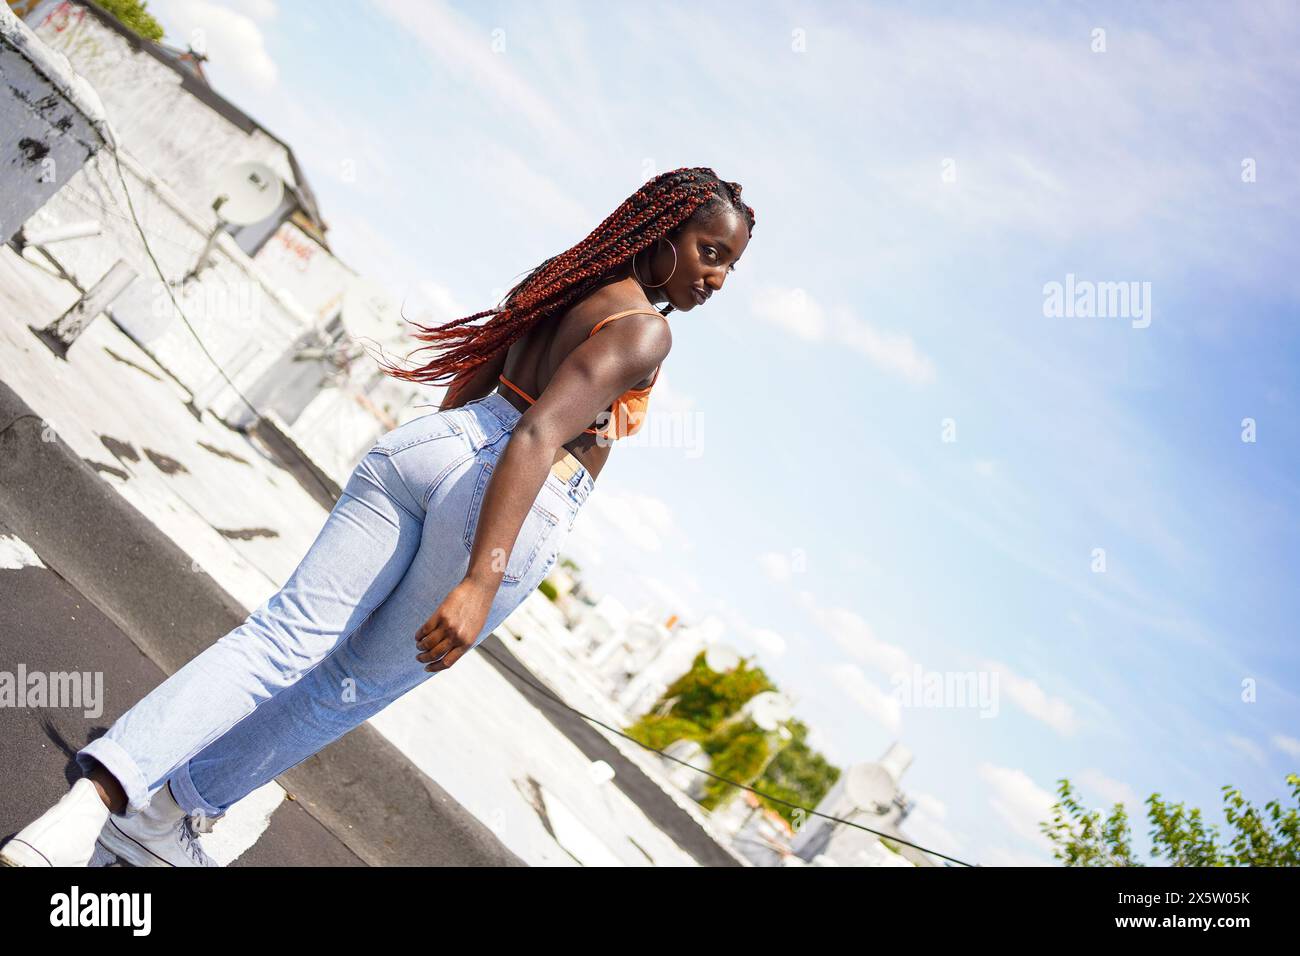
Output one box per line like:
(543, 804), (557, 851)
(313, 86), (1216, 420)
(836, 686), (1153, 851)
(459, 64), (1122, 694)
(0, 2), (107, 245)
(254, 219), (356, 323)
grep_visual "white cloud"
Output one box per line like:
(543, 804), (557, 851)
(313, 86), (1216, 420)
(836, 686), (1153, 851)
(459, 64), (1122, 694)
(1077, 768), (1139, 811)
(1225, 734), (1268, 767)
(586, 489), (683, 554)
(157, 0), (279, 91)
(750, 286), (829, 341)
(747, 627), (787, 659)
(231, 0), (277, 19)
(371, 0), (582, 149)
(757, 550), (792, 585)
(456, 138), (593, 237)
(827, 662), (902, 734)
(978, 762), (1058, 853)
(981, 659), (1079, 736)
(711, 597), (788, 661)
(830, 306), (937, 385)
(750, 287), (936, 385)
(798, 590), (912, 676)
(1273, 734), (1300, 758)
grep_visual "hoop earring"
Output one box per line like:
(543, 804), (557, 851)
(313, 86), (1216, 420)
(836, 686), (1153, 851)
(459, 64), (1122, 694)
(632, 238), (677, 288)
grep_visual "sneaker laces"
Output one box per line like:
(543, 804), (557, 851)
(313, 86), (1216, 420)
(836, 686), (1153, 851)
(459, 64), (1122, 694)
(177, 816), (213, 866)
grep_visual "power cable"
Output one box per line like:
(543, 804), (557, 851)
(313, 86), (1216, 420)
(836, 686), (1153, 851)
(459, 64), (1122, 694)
(476, 643), (977, 867)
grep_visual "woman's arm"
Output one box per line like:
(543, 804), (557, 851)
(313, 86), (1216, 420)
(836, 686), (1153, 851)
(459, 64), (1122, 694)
(415, 312), (671, 670)
(466, 311), (671, 586)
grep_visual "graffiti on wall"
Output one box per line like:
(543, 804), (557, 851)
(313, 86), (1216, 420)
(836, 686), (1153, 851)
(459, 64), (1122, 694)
(272, 225), (318, 273)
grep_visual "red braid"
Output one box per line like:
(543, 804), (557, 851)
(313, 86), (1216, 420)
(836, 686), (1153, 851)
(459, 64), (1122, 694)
(375, 167), (756, 405)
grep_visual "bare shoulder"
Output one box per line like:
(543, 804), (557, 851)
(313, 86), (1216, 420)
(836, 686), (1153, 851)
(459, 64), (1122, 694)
(569, 288), (671, 353)
(542, 289), (671, 394)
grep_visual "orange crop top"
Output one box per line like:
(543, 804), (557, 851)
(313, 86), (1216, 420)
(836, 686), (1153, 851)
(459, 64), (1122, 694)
(497, 308), (665, 440)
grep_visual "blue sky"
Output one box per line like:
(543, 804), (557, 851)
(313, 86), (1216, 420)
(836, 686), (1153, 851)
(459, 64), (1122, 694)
(138, 0), (1299, 866)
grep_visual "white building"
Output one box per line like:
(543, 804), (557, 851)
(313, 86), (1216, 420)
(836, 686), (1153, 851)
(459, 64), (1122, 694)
(7, 0), (419, 483)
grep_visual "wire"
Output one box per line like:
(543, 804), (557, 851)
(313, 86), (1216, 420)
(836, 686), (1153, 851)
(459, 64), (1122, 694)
(59, 180), (204, 257)
(476, 642), (977, 867)
(103, 140), (340, 505)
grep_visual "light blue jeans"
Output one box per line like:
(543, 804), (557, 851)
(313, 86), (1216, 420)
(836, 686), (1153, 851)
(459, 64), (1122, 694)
(75, 392), (593, 819)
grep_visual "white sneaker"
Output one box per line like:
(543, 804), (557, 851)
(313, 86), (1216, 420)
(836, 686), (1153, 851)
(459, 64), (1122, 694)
(96, 782), (221, 867)
(0, 777), (111, 867)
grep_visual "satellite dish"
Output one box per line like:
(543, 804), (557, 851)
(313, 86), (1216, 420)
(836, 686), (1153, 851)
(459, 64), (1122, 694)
(844, 762), (896, 815)
(341, 277), (403, 346)
(744, 691), (793, 730)
(183, 162), (286, 283)
(211, 161), (284, 225)
(704, 643), (740, 672)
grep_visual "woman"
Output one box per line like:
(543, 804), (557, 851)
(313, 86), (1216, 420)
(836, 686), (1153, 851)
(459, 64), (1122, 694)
(0, 166), (754, 867)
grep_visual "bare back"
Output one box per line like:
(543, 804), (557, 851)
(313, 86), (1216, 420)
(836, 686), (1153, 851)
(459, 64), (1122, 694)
(494, 283), (662, 481)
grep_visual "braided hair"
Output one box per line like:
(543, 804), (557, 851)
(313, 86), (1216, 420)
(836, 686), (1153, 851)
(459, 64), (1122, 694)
(375, 166), (755, 406)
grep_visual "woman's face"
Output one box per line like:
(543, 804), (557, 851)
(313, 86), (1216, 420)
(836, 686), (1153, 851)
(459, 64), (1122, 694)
(648, 208), (750, 312)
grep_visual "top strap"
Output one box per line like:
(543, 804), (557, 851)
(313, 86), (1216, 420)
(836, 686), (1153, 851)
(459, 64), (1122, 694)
(587, 308), (666, 338)
(497, 373), (537, 405)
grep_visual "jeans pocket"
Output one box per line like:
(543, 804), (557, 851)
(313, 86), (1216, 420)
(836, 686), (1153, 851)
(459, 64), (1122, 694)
(462, 459), (560, 584)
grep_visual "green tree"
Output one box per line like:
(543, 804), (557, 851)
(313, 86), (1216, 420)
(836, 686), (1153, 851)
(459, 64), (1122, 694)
(625, 651), (776, 737)
(696, 717), (770, 809)
(623, 654), (839, 821)
(92, 0), (165, 42)
(751, 718), (841, 827)
(1040, 772), (1300, 866)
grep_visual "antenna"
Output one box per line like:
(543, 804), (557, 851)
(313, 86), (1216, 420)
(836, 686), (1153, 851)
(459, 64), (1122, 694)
(184, 161), (285, 282)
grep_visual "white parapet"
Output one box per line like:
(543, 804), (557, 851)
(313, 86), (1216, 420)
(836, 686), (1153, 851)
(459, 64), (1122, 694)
(0, 3), (109, 245)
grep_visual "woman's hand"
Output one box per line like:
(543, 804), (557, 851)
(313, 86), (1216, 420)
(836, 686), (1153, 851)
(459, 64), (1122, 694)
(414, 578), (496, 672)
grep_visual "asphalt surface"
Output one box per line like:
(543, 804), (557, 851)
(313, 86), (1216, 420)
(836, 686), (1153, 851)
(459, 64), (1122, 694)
(0, 521), (364, 867)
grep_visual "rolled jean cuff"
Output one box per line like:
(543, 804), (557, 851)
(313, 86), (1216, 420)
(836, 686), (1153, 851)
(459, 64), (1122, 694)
(167, 759), (226, 821)
(75, 736), (151, 816)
